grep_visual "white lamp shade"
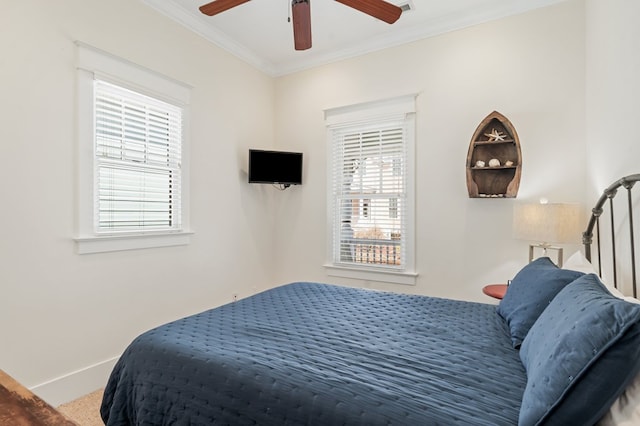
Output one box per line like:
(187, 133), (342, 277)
(513, 203), (583, 244)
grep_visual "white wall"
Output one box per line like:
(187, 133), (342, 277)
(584, 0), (640, 295)
(273, 0), (587, 301)
(585, 0), (640, 194)
(0, 0), (277, 404)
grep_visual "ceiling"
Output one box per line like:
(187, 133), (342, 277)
(141, 0), (567, 77)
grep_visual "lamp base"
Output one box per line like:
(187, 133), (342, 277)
(529, 243), (564, 267)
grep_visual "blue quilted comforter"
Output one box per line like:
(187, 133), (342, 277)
(101, 282), (526, 425)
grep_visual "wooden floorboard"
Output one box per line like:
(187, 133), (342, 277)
(0, 370), (77, 426)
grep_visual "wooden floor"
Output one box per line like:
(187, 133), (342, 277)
(0, 370), (77, 426)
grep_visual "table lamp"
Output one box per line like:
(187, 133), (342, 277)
(513, 201), (582, 267)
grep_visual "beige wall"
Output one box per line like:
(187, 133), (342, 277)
(0, 0), (276, 404)
(585, 0), (640, 192)
(585, 0), (640, 295)
(273, 0), (587, 300)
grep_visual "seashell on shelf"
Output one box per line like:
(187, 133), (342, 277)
(475, 160), (486, 168)
(505, 160), (514, 167)
(488, 158), (501, 167)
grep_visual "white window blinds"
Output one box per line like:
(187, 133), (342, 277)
(94, 80), (183, 232)
(330, 119), (408, 270)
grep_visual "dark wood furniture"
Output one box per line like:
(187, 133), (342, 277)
(0, 369), (76, 426)
(466, 111), (522, 198)
(482, 283), (509, 300)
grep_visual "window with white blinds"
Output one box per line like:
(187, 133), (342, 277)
(330, 121), (407, 270)
(75, 42), (191, 254)
(325, 95), (416, 284)
(95, 80), (182, 232)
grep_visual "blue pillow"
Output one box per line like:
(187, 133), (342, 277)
(519, 274), (640, 426)
(497, 257), (583, 348)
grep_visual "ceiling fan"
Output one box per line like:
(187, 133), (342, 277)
(199, 0), (403, 51)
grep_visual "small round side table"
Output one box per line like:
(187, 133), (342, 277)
(482, 284), (509, 300)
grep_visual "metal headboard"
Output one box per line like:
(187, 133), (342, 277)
(583, 173), (640, 298)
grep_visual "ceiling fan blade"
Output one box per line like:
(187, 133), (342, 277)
(292, 0), (312, 51)
(199, 0), (251, 16)
(335, 0), (402, 24)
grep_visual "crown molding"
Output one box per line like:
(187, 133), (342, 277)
(142, 0), (568, 77)
(141, 0), (278, 75)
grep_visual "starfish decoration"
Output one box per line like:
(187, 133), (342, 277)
(484, 128), (506, 142)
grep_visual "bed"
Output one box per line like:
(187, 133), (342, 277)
(101, 174), (640, 426)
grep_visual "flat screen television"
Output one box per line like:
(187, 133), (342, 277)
(248, 149), (303, 186)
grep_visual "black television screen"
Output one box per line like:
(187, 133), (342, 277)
(248, 149), (303, 186)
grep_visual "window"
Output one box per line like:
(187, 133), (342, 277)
(389, 198), (398, 219)
(75, 42), (191, 254)
(325, 95), (417, 285)
(362, 199), (370, 218)
(95, 80), (182, 232)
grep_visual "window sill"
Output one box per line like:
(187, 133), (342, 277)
(324, 264), (418, 286)
(75, 231), (193, 254)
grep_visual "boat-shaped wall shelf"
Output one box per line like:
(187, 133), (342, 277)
(466, 111), (522, 198)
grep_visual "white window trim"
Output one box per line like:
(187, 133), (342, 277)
(75, 42), (193, 254)
(324, 94), (418, 285)
(324, 264), (418, 286)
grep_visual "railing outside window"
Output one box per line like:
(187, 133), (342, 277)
(341, 237), (401, 266)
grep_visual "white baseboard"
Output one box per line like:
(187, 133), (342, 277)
(30, 357), (119, 407)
